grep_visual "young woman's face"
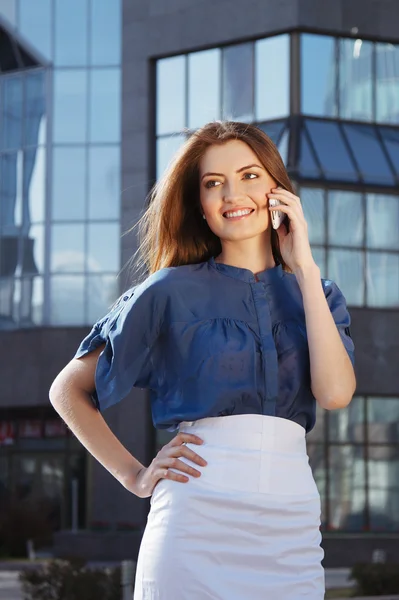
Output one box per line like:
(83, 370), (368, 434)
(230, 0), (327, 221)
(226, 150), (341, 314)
(199, 140), (277, 244)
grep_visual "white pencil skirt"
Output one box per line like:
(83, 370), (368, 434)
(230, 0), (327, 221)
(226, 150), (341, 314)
(134, 414), (325, 599)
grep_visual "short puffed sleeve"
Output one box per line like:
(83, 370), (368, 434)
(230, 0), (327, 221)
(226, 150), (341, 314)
(73, 279), (166, 412)
(323, 279), (355, 367)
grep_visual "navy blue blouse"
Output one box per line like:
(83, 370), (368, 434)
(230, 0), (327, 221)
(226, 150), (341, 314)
(74, 258), (355, 434)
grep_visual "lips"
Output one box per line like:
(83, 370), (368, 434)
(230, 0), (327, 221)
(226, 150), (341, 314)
(223, 208), (254, 219)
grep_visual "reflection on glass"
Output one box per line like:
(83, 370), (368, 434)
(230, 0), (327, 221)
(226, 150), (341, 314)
(25, 71), (46, 147)
(222, 43), (253, 122)
(256, 35), (290, 120)
(366, 194), (399, 250)
(24, 147), (46, 224)
(342, 123), (395, 186)
(0, 152), (21, 236)
(301, 188), (325, 244)
(311, 247), (326, 277)
(368, 458), (399, 532)
(328, 249), (364, 306)
(301, 34), (337, 117)
(30, 276), (44, 325)
(380, 128), (399, 177)
(188, 49), (221, 129)
(87, 223), (120, 272)
(329, 396), (365, 442)
(328, 191), (363, 247)
(89, 69), (121, 143)
(299, 128), (321, 178)
(277, 129), (289, 165)
(26, 225), (44, 273)
(53, 70), (87, 143)
(368, 397), (399, 443)
(52, 147), (86, 220)
(0, 0), (16, 25)
(54, 0), (88, 66)
(87, 274), (118, 323)
(367, 252), (399, 307)
(88, 146), (120, 220)
(51, 224), (85, 273)
(307, 444), (326, 526)
(306, 402), (326, 443)
(50, 275), (85, 325)
(156, 134), (186, 179)
(90, 0), (121, 66)
(157, 56), (186, 136)
(339, 39), (373, 121)
(376, 43), (399, 124)
(329, 445), (366, 531)
(258, 120), (286, 145)
(2, 75), (23, 150)
(305, 120), (358, 182)
(19, 0), (52, 60)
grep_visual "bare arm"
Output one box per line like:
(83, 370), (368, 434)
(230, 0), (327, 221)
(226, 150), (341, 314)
(49, 345), (145, 491)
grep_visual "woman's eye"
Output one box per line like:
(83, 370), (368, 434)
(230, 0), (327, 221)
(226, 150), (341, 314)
(205, 180), (220, 189)
(243, 172), (257, 180)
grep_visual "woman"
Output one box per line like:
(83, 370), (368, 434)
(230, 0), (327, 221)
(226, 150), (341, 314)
(49, 121), (356, 599)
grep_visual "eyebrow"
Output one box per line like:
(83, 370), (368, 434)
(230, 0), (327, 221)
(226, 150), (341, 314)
(201, 164), (264, 181)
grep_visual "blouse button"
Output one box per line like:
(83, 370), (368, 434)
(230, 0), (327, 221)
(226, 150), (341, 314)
(123, 295), (129, 301)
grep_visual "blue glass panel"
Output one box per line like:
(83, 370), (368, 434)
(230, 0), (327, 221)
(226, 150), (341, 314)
(157, 56), (186, 136)
(25, 70), (46, 147)
(301, 188), (325, 244)
(50, 275), (85, 325)
(376, 43), (399, 125)
(188, 49), (221, 129)
(222, 43), (254, 122)
(328, 249), (364, 306)
(53, 70), (87, 144)
(88, 146), (120, 220)
(299, 128), (321, 178)
(0, 0), (17, 25)
(19, 0), (52, 60)
(256, 35), (290, 120)
(52, 147), (86, 221)
(329, 445), (366, 531)
(51, 224), (85, 273)
(257, 120), (285, 145)
(87, 223), (120, 273)
(305, 120), (358, 182)
(367, 251), (399, 307)
(328, 191), (364, 248)
(87, 274), (118, 323)
(54, 0), (88, 66)
(301, 34), (337, 117)
(89, 69), (121, 143)
(339, 39), (373, 122)
(366, 193), (399, 250)
(1, 75), (23, 150)
(90, 0), (121, 66)
(342, 123), (395, 186)
(379, 127), (399, 178)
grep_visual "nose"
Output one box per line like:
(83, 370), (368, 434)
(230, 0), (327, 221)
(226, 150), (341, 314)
(223, 180), (244, 204)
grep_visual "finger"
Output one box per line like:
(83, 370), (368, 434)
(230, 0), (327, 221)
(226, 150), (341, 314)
(179, 445), (208, 467)
(170, 433), (204, 447)
(165, 457), (202, 478)
(161, 467), (189, 484)
(271, 188), (300, 201)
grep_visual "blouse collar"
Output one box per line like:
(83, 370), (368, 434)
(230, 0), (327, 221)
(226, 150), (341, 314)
(208, 256), (284, 284)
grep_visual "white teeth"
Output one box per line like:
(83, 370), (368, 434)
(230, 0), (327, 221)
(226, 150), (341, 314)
(224, 209), (252, 219)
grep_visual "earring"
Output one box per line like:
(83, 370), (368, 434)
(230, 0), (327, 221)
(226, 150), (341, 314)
(202, 214), (206, 220)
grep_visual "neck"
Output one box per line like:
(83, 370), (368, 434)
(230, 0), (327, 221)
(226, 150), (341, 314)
(216, 233), (276, 276)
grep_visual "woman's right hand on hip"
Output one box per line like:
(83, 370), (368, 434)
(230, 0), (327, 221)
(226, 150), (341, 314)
(131, 432), (207, 498)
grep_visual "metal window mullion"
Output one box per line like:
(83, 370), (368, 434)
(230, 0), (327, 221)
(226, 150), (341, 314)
(335, 37), (340, 118)
(251, 41), (255, 122)
(363, 192), (368, 306)
(290, 32), (300, 116)
(184, 54), (189, 129)
(375, 125), (399, 187)
(337, 122), (363, 184)
(302, 119), (325, 181)
(43, 67), (53, 325)
(364, 396), (370, 531)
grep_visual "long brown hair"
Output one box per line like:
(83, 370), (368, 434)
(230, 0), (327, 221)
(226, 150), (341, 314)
(136, 121), (294, 276)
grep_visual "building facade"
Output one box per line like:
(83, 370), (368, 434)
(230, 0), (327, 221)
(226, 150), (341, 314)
(0, 0), (398, 566)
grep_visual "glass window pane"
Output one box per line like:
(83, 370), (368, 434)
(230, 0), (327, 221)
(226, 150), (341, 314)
(25, 71), (46, 147)
(306, 402), (325, 443)
(51, 224), (85, 273)
(328, 190), (363, 247)
(307, 444), (326, 527)
(222, 43), (254, 122)
(376, 43), (399, 125)
(0, 152), (20, 236)
(299, 128), (321, 178)
(342, 123), (395, 186)
(1, 76), (23, 151)
(52, 148), (86, 221)
(87, 274), (118, 323)
(328, 249), (365, 306)
(0, 0), (16, 26)
(89, 69), (121, 143)
(339, 38), (373, 121)
(19, 0), (52, 60)
(31, 276), (44, 325)
(305, 120), (358, 182)
(379, 127), (399, 177)
(311, 247), (326, 277)
(188, 49), (220, 129)
(329, 445), (366, 531)
(301, 34), (337, 117)
(24, 147), (46, 224)
(367, 397), (399, 443)
(87, 223), (120, 272)
(329, 396), (365, 442)
(88, 146), (120, 220)
(277, 129), (289, 165)
(53, 70), (87, 144)
(50, 275), (85, 325)
(26, 224), (45, 274)
(157, 56), (186, 135)
(366, 193), (399, 250)
(54, 0), (88, 66)
(256, 35), (289, 120)
(90, 0), (121, 66)
(301, 188), (325, 244)
(368, 456), (399, 532)
(366, 252), (399, 307)
(156, 134), (186, 179)
(257, 120), (286, 145)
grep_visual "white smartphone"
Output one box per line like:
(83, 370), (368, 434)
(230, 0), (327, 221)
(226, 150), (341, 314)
(269, 187), (288, 230)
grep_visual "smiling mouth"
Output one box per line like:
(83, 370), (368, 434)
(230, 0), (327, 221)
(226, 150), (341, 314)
(223, 208), (255, 219)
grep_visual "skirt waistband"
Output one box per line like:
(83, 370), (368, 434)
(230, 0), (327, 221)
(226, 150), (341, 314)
(178, 414), (306, 455)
